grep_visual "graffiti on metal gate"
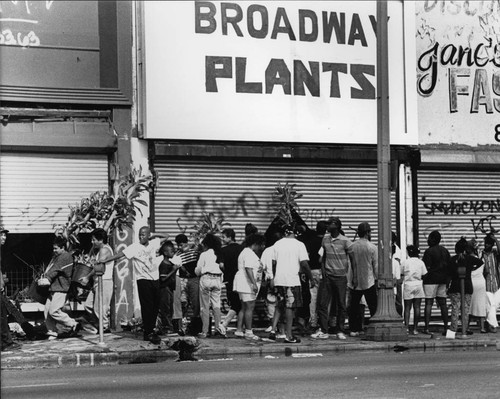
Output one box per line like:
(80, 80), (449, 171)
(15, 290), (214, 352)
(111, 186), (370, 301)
(177, 192), (337, 232)
(423, 198), (500, 216)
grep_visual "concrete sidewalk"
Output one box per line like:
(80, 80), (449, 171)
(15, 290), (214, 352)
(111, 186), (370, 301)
(2, 325), (499, 369)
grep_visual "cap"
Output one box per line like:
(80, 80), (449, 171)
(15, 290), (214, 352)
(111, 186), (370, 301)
(357, 222), (371, 235)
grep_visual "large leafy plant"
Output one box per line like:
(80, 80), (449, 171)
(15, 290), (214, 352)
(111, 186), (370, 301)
(57, 166), (156, 248)
(272, 182), (303, 230)
(191, 212), (225, 245)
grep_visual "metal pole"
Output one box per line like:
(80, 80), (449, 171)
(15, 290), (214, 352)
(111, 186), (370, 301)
(365, 0), (407, 341)
(98, 274), (105, 345)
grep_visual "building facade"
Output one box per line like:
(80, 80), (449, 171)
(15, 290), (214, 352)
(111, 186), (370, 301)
(0, 1), (136, 326)
(414, 1), (500, 250)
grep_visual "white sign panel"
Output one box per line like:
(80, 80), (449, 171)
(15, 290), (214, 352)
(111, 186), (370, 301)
(416, 1), (500, 146)
(141, 1), (417, 144)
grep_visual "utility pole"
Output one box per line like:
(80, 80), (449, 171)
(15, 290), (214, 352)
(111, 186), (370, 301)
(365, 0), (408, 341)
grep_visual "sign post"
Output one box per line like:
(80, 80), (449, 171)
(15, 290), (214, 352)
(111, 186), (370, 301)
(365, 0), (407, 342)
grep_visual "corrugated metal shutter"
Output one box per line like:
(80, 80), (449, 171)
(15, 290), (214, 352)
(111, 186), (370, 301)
(418, 170), (500, 249)
(0, 153), (109, 233)
(154, 161), (396, 242)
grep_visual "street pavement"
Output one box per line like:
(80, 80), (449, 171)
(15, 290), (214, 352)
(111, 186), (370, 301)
(2, 323), (499, 369)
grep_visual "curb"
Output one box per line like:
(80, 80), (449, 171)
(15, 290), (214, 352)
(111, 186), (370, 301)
(2, 337), (497, 369)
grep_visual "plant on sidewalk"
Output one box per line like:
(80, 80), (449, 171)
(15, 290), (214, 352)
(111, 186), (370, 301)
(272, 182), (303, 230)
(191, 212), (225, 245)
(55, 165), (156, 248)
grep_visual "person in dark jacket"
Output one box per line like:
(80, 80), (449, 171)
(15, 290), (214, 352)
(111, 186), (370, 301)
(43, 236), (80, 340)
(447, 238), (483, 335)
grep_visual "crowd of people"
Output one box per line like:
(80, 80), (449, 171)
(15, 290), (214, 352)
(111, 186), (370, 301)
(1, 218), (500, 350)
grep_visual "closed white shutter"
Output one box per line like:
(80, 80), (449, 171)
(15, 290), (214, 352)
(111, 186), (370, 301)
(153, 161), (396, 242)
(418, 170), (500, 249)
(0, 153), (109, 233)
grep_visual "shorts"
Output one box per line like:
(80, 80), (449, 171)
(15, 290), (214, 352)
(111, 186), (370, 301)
(239, 292), (257, 302)
(275, 286), (303, 310)
(424, 284), (447, 299)
(403, 283), (425, 300)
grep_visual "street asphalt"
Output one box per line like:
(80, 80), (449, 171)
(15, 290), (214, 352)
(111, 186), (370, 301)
(2, 324), (499, 369)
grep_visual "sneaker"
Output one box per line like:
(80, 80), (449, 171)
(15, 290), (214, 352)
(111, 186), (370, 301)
(197, 332), (207, 339)
(349, 331), (360, 337)
(337, 332), (347, 340)
(48, 335), (58, 341)
(234, 330), (245, 338)
(412, 330), (419, 336)
(284, 336), (301, 344)
(245, 332), (260, 341)
(311, 329), (329, 339)
(268, 332), (276, 341)
(265, 326), (273, 333)
(276, 333), (286, 339)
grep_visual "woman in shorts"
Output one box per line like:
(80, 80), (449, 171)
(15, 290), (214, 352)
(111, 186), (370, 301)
(233, 233), (265, 341)
(401, 245), (427, 335)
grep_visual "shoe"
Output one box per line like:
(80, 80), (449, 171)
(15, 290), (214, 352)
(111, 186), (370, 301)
(148, 333), (162, 345)
(197, 332), (207, 339)
(216, 322), (227, 337)
(234, 330), (245, 338)
(69, 322), (82, 337)
(48, 335), (58, 341)
(265, 326), (273, 333)
(103, 328), (111, 334)
(1, 342), (21, 351)
(466, 330), (473, 335)
(412, 330), (419, 335)
(276, 333), (286, 339)
(488, 327), (497, 333)
(268, 332), (276, 341)
(422, 329), (431, 335)
(480, 329), (487, 334)
(311, 330), (329, 339)
(337, 332), (347, 340)
(349, 331), (360, 337)
(284, 336), (301, 344)
(244, 332), (260, 341)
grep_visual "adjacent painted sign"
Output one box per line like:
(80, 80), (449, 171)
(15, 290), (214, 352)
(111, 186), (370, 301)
(141, 1), (417, 145)
(416, 0), (500, 146)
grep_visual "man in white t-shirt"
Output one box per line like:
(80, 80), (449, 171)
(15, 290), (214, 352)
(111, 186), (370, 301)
(269, 226), (314, 344)
(96, 226), (168, 344)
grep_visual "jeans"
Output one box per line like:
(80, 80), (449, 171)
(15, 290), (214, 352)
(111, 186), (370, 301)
(449, 292), (471, 332)
(185, 276), (200, 318)
(199, 274), (222, 334)
(317, 275), (347, 333)
(158, 285), (174, 331)
(309, 269), (322, 326)
(83, 279), (113, 330)
(349, 285), (378, 333)
(44, 292), (77, 334)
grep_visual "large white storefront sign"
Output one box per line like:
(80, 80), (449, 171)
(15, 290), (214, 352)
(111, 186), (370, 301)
(140, 1), (417, 145)
(416, 0), (500, 146)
